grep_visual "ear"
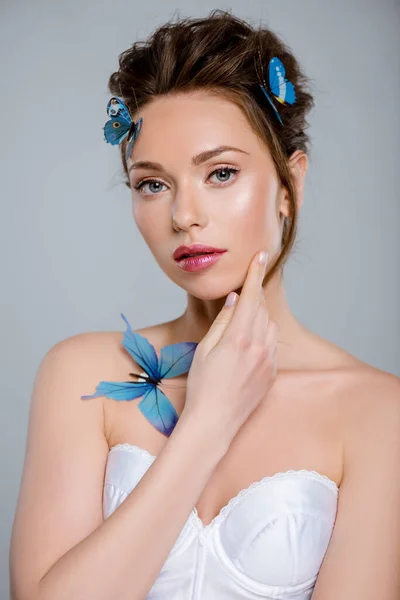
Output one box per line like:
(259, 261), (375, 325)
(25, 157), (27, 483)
(278, 150), (308, 218)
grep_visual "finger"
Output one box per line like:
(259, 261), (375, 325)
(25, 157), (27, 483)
(224, 250), (269, 340)
(264, 319), (280, 352)
(264, 320), (280, 375)
(251, 295), (269, 343)
(197, 292), (238, 356)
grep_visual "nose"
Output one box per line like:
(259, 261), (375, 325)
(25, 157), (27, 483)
(172, 188), (209, 233)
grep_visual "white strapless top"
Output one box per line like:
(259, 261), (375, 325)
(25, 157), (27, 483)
(103, 443), (339, 600)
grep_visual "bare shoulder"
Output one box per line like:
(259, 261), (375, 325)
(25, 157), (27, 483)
(53, 323), (171, 385)
(49, 327), (140, 376)
(338, 362), (400, 417)
(32, 329), (132, 440)
(304, 330), (399, 413)
(295, 332), (400, 485)
(336, 362), (400, 474)
(309, 362), (400, 597)
(55, 323), (174, 441)
(54, 329), (126, 360)
(10, 330), (126, 598)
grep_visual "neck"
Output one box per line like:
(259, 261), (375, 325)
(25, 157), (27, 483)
(170, 273), (315, 371)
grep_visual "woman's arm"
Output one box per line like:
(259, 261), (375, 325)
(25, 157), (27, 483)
(311, 370), (400, 600)
(9, 334), (230, 600)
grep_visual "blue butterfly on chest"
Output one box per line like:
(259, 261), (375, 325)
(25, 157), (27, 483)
(81, 314), (198, 436)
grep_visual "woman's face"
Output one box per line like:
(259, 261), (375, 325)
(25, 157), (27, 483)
(127, 91), (298, 300)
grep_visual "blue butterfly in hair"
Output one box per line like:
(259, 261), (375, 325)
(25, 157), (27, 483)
(81, 313), (198, 436)
(259, 56), (296, 126)
(103, 97), (143, 161)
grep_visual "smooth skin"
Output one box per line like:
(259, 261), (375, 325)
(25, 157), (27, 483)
(10, 90), (400, 600)
(9, 252), (277, 600)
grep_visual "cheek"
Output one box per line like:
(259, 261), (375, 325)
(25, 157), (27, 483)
(132, 201), (166, 248)
(224, 180), (280, 245)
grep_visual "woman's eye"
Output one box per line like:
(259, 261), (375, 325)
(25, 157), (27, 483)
(133, 166), (239, 196)
(208, 167), (239, 185)
(134, 180), (168, 195)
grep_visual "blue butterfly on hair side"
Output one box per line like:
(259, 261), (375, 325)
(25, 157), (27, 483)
(81, 314), (198, 436)
(258, 56), (296, 125)
(103, 97), (143, 161)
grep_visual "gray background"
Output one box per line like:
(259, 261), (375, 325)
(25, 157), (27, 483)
(1, 0), (399, 597)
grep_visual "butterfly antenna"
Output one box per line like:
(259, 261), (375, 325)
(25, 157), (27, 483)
(128, 371), (188, 390)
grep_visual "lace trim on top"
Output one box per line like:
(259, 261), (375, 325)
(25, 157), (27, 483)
(107, 442), (339, 531)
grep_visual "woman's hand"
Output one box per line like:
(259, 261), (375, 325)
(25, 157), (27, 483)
(183, 250), (280, 444)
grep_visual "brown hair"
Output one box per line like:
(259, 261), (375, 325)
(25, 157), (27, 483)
(107, 9), (315, 284)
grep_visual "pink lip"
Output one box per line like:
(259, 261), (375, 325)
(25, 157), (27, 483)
(173, 243), (226, 260)
(175, 251), (227, 272)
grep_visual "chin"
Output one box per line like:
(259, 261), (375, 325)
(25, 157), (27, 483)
(178, 275), (245, 301)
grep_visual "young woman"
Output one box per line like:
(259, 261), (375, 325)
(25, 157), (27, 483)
(10, 10), (400, 600)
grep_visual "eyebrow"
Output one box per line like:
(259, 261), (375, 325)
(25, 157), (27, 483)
(128, 145), (250, 174)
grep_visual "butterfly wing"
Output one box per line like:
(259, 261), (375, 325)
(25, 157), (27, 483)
(259, 85), (284, 126)
(81, 380), (150, 401)
(120, 313), (160, 380)
(268, 57), (296, 105)
(158, 341), (198, 379)
(107, 97), (132, 122)
(103, 116), (132, 145)
(125, 117), (143, 161)
(80, 313), (184, 436)
(134, 117), (143, 139)
(137, 385), (180, 436)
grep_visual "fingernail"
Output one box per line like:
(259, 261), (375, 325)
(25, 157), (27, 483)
(225, 292), (237, 307)
(258, 251), (268, 265)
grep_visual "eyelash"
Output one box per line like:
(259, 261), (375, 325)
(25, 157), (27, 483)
(133, 166), (240, 196)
